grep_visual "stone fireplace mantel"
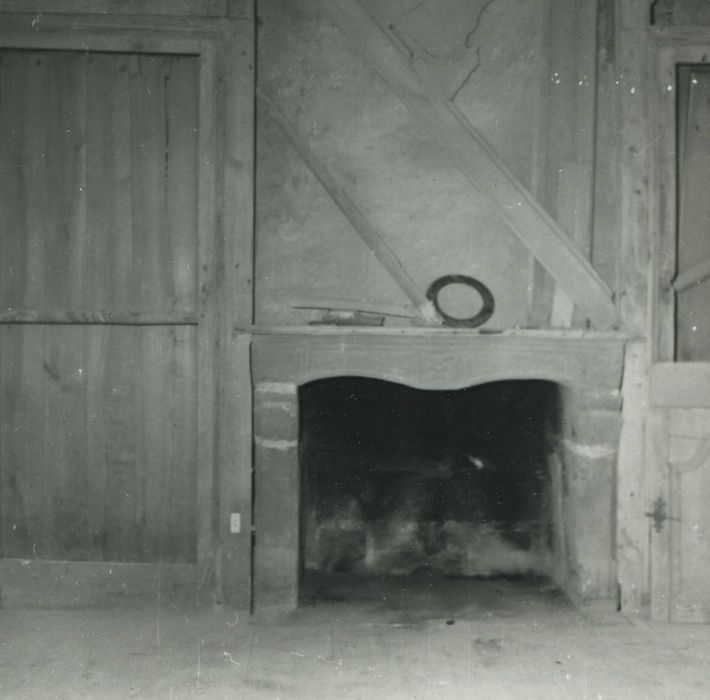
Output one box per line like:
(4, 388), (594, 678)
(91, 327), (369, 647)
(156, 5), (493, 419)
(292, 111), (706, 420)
(251, 329), (627, 391)
(250, 329), (628, 612)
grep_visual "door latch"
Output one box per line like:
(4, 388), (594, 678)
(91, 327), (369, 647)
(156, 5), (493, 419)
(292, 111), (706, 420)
(645, 497), (681, 533)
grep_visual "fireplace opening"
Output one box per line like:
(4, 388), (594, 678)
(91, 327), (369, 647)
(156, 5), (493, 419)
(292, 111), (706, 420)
(298, 377), (565, 606)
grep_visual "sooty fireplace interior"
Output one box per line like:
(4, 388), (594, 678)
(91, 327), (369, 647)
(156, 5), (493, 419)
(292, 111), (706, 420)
(299, 378), (559, 595)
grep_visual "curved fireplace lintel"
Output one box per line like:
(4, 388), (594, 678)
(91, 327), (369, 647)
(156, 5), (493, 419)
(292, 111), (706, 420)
(251, 331), (626, 392)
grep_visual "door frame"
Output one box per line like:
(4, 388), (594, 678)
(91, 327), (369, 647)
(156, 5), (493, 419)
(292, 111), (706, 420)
(0, 9), (254, 606)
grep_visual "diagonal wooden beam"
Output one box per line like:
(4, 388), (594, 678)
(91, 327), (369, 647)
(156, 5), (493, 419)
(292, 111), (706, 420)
(320, 0), (618, 330)
(257, 86), (435, 319)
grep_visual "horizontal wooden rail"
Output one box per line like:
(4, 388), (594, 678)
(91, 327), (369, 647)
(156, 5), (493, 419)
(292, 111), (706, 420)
(0, 309), (199, 325)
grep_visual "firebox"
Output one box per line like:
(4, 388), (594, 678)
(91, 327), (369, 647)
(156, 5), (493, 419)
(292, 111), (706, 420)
(299, 378), (558, 600)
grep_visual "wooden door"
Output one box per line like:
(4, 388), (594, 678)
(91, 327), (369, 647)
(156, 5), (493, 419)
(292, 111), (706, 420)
(649, 65), (710, 621)
(0, 50), (201, 563)
(650, 365), (710, 622)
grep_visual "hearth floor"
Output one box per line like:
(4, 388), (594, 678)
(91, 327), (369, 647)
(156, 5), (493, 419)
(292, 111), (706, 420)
(1, 576), (709, 699)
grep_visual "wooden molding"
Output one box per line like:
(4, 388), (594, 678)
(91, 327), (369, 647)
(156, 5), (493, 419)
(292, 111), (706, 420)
(319, 0), (618, 330)
(0, 0), (230, 15)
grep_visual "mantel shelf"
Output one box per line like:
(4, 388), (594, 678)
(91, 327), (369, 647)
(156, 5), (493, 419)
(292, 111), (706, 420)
(245, 325), (633, 340)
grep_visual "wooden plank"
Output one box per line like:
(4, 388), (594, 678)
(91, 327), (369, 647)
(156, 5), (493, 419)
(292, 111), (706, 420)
(140, 327), (198, 563)
(616, 340), (649, 613)
(66, 52), (89, 308)
(0, 310), (198, 325)
(0, 50), (27, 309)
(217, 21), (255, 606)
(166, 55), (199, 313)
(648, 408), (671, 621)
(536, 0), (598, 329)
(223, 20), (255, 328)
(0, 326), (47, 558)
(85, 52), (116, 311)
(616, 7), (653, 337)
(257, 88), (433, 318)
(86, 326), (108, 560)
(42, 327), (91, 559)
(651, 363), (710, 408)
(129, 55), (166, 311)
(218, 333), (253, 606)
(196, 47), (218, 574)
(22, 50), (49, 310)
(42, 51), (73, 310)
(320, 0), (617, 330)
(0, 0), (228, 16)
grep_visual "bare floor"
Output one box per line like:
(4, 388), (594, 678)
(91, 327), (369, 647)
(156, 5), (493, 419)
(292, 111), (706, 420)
(1, 574), (709, 699)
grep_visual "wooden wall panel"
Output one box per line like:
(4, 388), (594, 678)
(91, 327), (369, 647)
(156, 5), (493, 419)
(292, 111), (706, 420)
(0, 50), (198, 314)
(0, 49), (201, 564)
(0, 327), (198, 562)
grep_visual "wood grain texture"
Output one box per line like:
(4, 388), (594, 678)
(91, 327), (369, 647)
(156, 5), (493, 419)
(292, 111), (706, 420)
(0, 51), (198, 314)
(0, 327), (198, 562)
(0, 50), (202, 564)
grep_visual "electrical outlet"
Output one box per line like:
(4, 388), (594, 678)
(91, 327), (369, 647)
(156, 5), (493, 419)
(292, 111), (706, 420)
(230, 512), (241, 534)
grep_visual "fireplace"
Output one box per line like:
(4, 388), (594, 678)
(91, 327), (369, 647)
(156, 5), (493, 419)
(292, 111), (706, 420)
(299, 378), (558, 600)
(251, 330), (625, 611)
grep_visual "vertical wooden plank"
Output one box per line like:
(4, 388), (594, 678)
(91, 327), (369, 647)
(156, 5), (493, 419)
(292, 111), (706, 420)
(1, 326), (48, 558)
(617, 2), (652, 336)
(85, 52), (115, 311)
(616, 340), (650, 613)
(223, 20), (254, 328)
(218, 20), (255, 606)
(196, 45), (218, 573)
(649, 408), (671, 621)
(534, 0), (598, 328)
(42, 327), (91, 559)
(166, 55), (199, 313)
(22, 51), (49, 310)
(100, 326), (140, 562)
(0, 51), (29, 309)
(129, 54), (167, 311)
(67, 52), (89, 308)
(219, 333), (253, 605)
(86, 326), (109, 560)
(43, 52), (74, 310)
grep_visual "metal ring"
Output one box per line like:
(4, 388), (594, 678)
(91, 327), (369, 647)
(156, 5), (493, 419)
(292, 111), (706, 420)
(426, 274), (495, 328)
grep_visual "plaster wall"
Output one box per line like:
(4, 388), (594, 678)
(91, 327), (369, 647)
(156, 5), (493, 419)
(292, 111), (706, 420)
(255, 0), (561, 329)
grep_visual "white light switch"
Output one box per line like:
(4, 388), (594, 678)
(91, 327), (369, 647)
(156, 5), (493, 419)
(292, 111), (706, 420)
(230, 512), (241, 534)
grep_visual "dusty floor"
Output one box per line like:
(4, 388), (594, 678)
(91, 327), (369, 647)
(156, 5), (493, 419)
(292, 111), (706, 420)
(1, 574), (709, 699)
